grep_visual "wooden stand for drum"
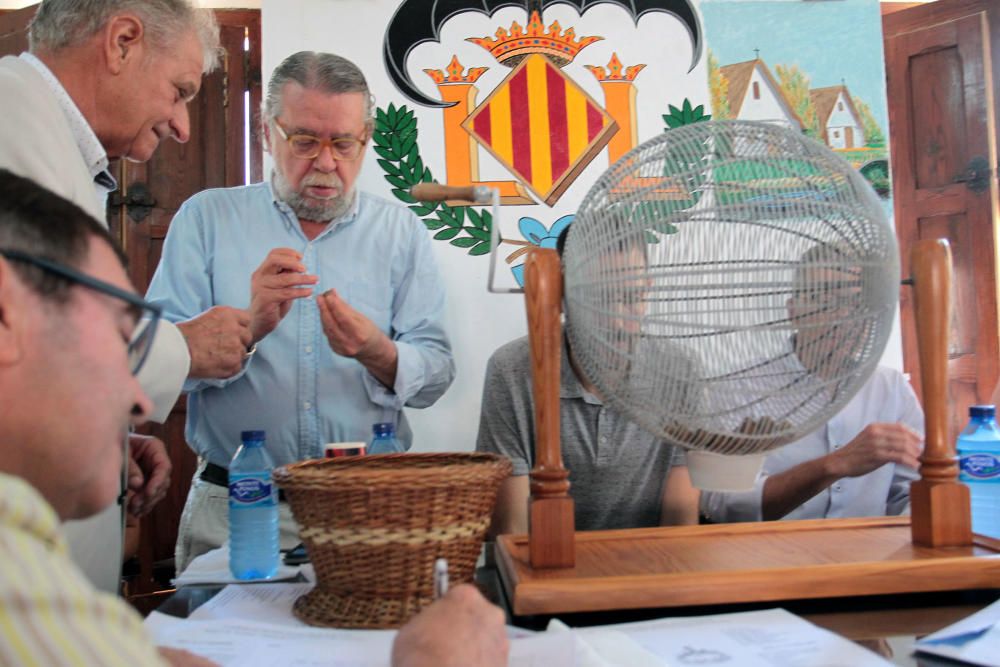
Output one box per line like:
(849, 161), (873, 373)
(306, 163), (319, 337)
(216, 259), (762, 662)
(496, 239), (1000, 617)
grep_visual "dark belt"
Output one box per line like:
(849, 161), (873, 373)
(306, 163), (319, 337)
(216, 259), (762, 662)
(201, 461), (286, 502)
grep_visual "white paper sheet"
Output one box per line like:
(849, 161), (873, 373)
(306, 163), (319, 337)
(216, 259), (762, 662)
(579, 608), (893, 667)
(148, 586), (890, 666)
(915, 598), (1000, 666)
(146, 611), (574, 667)
(189, 582), (317, 626)
(146, 613), (396, 666)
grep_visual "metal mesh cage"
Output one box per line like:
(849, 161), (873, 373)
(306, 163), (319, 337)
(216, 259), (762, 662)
(564, 120), (899, 456)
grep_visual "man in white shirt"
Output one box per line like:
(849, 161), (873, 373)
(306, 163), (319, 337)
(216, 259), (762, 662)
(0, 0), (252, 591)
(700, 365), (924, 522)
(700, 247), (924, 522)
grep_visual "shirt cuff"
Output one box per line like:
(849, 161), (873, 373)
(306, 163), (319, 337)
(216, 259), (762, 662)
(363, 341), (422, 409)
(137, 320), (190, 423)
(699, 476), (766, 523)
(182, 345), (256, 393)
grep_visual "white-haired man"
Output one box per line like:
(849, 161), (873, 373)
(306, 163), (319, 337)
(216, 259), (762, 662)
(0, 0), (253, 591)
(147, 51), (455, 571)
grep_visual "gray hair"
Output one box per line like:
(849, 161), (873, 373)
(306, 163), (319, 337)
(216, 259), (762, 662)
(0, 169), (122, 305)
(28, 0), (221, 73)
(261, 51), (374, 129)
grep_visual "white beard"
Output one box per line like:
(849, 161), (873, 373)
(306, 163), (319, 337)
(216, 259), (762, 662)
(272, 169), (354, 222)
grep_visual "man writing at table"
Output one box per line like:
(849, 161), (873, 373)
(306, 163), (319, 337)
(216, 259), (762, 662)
(0, 0), (253, 591)
(0, 169), (507, 667)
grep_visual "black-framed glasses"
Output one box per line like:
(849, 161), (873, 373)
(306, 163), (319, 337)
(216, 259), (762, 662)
(272, 119), (367, 161)
(0, 249), (161, 375)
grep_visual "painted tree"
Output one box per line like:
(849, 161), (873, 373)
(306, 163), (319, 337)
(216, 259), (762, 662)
(707, 50), (731, 120)
(775, 63), (819, 137)
(853, 95), (885, 147)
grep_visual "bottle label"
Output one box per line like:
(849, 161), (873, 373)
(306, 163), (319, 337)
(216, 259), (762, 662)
(960, 453), (1000, 480)
(229, 474), (275, 506)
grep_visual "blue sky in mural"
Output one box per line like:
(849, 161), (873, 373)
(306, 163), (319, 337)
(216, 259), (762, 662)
(700, 0), (888, 133)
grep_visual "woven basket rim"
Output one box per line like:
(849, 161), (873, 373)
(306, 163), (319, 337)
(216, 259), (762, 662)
(272, 452), (511, 488)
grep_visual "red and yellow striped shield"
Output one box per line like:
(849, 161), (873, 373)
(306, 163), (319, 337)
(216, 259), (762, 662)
(462, 53), (618, 206)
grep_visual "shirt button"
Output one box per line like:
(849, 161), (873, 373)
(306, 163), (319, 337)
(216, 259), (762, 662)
(305, 345), (313, 354)
(303, 401), (312, 410)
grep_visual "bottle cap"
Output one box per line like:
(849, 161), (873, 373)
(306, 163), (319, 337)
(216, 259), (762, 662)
(241, 430), (266, 442)
(372, 422), (395, 437)
(970, 405), (996, 419)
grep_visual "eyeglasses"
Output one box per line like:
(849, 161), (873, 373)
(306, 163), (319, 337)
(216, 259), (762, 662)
(0, 249), (162, 375)
(272, 120), (367, 161)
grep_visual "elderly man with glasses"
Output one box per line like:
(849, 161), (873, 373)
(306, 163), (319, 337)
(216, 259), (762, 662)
(0, 0), (255, 593)
(146, 51), (455, 571)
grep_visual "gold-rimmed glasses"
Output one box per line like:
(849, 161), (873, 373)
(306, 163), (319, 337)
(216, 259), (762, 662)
(272, 119), (367, 161)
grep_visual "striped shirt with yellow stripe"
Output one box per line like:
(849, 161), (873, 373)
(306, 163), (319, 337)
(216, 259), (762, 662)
(0, 473), (167, 666)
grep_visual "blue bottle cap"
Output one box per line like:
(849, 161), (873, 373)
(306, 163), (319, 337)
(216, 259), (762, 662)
(241, 430), (266, 441)
(969, 405), (996, 419)
(372, 422), (395, 437)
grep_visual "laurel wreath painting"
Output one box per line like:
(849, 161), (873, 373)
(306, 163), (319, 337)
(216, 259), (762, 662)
(374, 103), (495, 257)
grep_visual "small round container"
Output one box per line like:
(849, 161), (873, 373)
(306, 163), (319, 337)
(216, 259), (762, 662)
(323, 442), (367, 458)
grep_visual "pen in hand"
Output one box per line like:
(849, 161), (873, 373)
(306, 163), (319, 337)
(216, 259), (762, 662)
(433, 558), (449, 600)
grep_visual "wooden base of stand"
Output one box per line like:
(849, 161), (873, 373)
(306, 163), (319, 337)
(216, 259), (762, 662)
(529, 496), (575, 569)
(910, 480), (973, 546)
(495, 517), (1000, 617)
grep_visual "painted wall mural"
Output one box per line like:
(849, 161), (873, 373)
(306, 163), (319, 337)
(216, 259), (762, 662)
(263, 0), (896, 454)
(701, 0), (891, 198)
(370, 0), (889, 287)
(371, 0), (709, 287)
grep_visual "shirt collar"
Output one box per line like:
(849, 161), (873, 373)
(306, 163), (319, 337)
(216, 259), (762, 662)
(20, 52), (113, 185)
(268, 173), (361, 237)
(0, 472), (66, 555)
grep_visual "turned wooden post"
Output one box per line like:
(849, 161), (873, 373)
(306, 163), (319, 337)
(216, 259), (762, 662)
(909, 239), (972, 546)
(523, 248), (575, 568)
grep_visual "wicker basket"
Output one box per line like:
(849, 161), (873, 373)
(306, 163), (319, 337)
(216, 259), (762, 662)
(273, 452), (512, 629)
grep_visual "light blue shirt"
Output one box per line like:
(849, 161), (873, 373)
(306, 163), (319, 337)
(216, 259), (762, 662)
(146, 182), (455, 467)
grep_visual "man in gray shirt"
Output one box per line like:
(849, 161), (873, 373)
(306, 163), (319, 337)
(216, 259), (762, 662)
(476, 335), (699, 534)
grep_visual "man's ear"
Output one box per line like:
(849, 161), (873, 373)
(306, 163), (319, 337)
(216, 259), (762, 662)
(0, 259), (27, 367)
(102, 14), (145, 75)
(261, 121), (272, 155)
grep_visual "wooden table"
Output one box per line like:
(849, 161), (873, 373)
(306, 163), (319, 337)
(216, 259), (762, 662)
(482, 539), (1000, 666)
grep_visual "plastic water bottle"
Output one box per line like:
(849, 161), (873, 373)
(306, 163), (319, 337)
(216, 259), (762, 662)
(229, 430), (279, 579)
(957, 405), (1000, 539)
(369, 422), (404, 454)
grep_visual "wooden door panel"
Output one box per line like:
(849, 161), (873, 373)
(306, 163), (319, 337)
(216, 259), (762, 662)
(917, 212), (979, 434)
(885, 0), (1000, 446)
(0, 6), (33, 55)
(910, 44), (966, 190)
